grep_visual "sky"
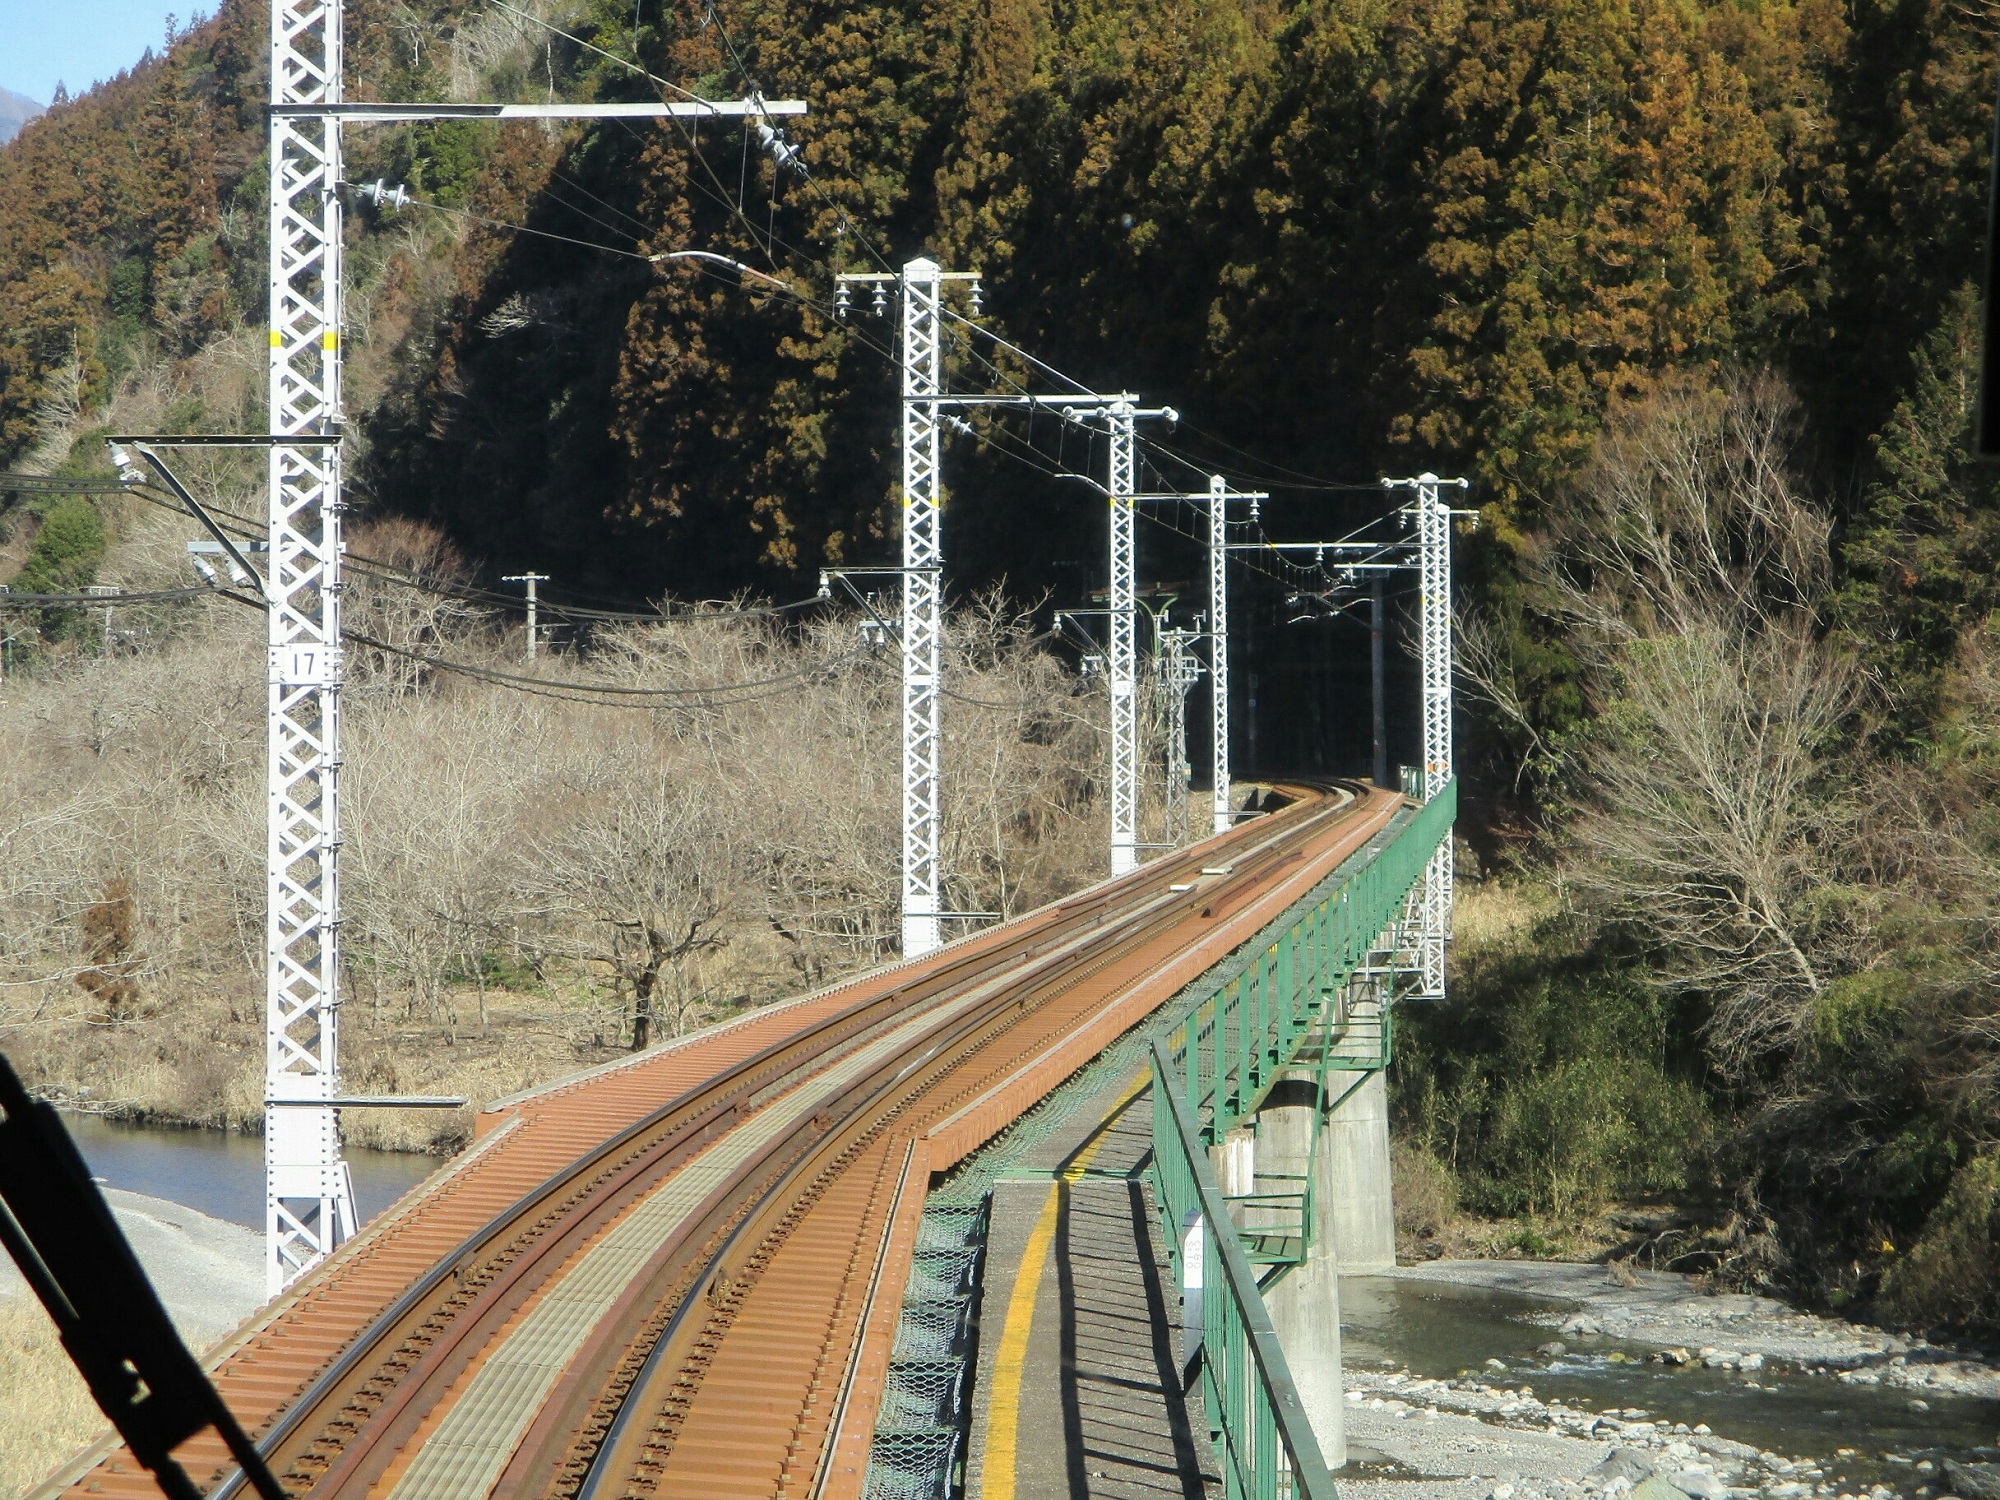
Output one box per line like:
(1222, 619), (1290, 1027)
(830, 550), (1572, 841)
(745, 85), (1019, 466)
(0, 0), (182, 107)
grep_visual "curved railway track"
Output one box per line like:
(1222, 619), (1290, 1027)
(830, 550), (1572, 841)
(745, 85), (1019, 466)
(42, 780), (1402, 1500)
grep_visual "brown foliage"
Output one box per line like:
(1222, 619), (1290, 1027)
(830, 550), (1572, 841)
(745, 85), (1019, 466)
(0, 572), (1114, 1108)
(75, 874), (143, 1023)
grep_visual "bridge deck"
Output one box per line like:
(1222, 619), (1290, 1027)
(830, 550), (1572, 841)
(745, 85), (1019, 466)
(31, 785), (1400, 1500)
(39, 948), (1025, 1500)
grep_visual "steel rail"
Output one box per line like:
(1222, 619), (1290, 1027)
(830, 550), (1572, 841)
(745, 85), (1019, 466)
(483, 787), (1365, 1497)
(566, 783), (1384, 1497)
(507, 902), (1183, 1495)
(322, 894), (1188, 1500)
(61, 782), (1385, 1500)
(566, 878), (1223, 1496)
(217, 868), (1194, 1495)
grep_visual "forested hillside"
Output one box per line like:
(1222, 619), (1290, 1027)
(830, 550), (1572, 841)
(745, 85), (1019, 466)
(3, 0), (1989, 588)
(3, 0), (2000, 1331)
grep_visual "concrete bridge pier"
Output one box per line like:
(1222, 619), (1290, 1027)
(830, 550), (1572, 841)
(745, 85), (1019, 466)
(1211, 1122), (1256, 1197)
(1321, 1067), (1396, 1273)
(1244, 1052), (1397, 1472)
(1255, 1072), (1346, 1469)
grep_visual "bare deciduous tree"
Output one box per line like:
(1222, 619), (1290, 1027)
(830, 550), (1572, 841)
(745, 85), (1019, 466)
(0, 520), (1107, 1116)
(540, 763), (735, 1049)
(1540, 374), (1869, 1072)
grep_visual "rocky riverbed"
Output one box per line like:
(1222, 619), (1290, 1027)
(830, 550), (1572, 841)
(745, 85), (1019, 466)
(1334, 1262), (2000, 1500)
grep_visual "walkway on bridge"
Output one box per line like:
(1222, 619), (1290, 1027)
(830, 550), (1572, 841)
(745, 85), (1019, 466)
(967, 1068), (1216, 1500)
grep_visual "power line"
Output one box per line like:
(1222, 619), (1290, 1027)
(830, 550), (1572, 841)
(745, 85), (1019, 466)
(486, 0), (866, 290)
(0, 585), (220, 606)
(174, 581), (883, 709)
(434, 14), (1354, 508)
(466, 2), (1390, 511)
(345, 625), (875, 704)
(0, 557), (1074, 713)
(111, 475), (831, 623)
(394, 7), (1403, 628)
(694, 0), (899, 278)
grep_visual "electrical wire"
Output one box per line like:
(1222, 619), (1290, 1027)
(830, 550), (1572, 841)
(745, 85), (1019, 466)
(113, 477), (833, 624)
(939, 682), (1060, 710)
(178, 581), (885, 709)
(1, 557), (1054, 714)
(388, 176), (876, 347)
(938, 302), (1391, 498)
(497, 0), (1416, 513)
(473, 4), (1367, 508)
(488, 0), (711, 106)
(421, 4), (1417, 623)
(15, 574), (814, 706)
(0, 585), (222, 606)
(345, 628), (875, 702)
(404, 195), (654, 265)
(483, 0), (872, 295)
(694, 0), (899, 277)
(545, 166), (659, 241)
(0, 473), (133, 495)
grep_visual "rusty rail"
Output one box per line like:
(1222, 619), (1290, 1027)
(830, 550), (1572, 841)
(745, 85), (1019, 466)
(42, 781), (1402, 1500)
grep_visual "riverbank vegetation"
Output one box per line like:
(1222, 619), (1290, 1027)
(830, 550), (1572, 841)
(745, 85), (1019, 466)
(0, 1296), (99, 1500)
(1395, 370), (2000, 1336)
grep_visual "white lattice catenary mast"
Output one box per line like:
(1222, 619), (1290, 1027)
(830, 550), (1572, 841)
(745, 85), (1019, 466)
(1385, 473), (1468, 1000)
(1068, 401), (1177, 878)
(260, 0), (802, 1290)
(841, 260), (1156, 953)
(897, 261), (948, 959)
(254, 0), (1457, 1283)
(263, 0), (355, 1293)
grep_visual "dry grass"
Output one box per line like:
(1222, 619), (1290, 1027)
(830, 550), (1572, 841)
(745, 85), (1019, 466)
(0, 1296), (104, 1500)
(1451, 877), (1559, 953)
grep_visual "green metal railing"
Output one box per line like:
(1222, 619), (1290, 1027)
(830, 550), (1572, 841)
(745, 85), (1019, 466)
(1152, 1049), (1336, 1500)
(1147, 781), (1456, 1500)
(1165, 782), (1455, 1148)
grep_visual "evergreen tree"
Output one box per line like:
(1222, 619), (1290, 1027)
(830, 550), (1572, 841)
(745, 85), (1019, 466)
(1837, 284), (2000, 742)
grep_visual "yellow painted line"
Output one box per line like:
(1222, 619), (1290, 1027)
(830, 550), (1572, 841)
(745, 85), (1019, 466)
(980, 1070), (1149, 1500)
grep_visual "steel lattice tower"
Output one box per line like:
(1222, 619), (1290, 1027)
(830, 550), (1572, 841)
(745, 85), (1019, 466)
(1158, 625), (1204, 847)
(265, 0), (355, 1292)
(258, 6), (801, 1290)
(1107, 404), (1139, 877)
(1208, 476), (1231, 836)
(1070, 401), (1174, 878)
(1411, 472), (1466, 998)
(900, 260), (945, 959)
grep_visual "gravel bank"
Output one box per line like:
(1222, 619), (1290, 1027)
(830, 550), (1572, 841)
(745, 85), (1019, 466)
(0, 1187), (263, 1351)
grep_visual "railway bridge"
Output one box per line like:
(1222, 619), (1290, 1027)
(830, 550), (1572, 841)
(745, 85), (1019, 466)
(34, 778), (1452, 1500)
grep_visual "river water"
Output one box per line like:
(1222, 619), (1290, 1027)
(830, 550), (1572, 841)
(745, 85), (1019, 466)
(58, 1111), (441, 1229)
(1343, 1275), (2000, 1482)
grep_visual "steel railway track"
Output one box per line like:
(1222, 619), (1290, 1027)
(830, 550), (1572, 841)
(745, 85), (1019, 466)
(45, 780), (1399, 1500)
